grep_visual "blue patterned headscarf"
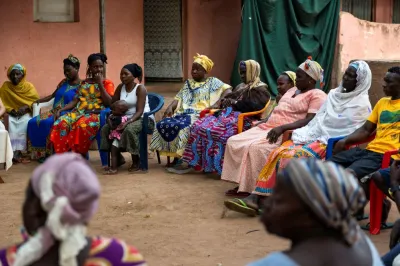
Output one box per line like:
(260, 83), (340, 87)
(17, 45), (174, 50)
(281, 158), (366, 246)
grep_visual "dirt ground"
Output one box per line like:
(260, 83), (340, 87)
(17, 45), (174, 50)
(0, 152), (397, 265)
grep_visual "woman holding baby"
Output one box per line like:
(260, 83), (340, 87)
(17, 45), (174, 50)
(100, 63), (154, 174)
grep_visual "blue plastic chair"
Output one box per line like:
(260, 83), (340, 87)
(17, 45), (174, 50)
(101, 93), (165, 170)
(325, 136), (346, 159)
(86, 108), (110, 167)
(139, 93), (164, 170)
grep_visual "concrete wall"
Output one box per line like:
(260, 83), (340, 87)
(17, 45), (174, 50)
(336, 12), (400, 106)
(184, 0), (242, 83)
(0, 0), (144, 97)
(336, 12), (400, 82)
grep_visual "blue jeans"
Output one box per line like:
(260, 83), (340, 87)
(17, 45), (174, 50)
(382, 243), (400, 266)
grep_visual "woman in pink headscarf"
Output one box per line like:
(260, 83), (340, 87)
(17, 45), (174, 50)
(0, 153), (146, 266)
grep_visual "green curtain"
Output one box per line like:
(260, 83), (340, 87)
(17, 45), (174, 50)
(231, 0), (340, 96)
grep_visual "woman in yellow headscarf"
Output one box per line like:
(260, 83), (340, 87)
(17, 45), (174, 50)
(168, 59), (271, 174)
(0, 64), (39, 163)
(150, 54), (232, 168)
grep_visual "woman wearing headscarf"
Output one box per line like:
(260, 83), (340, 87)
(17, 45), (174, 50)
(167, 60), (271, 175)
(27, 54), (81, 162)
(221, 57), (327, 196)
(150, 54), (232, 164)
(225, 60), (373, 214)
(100, 63), (154, 174)
(0, 153), (146, 266)
(0, 63), (39, 163)
(50, 53), (115, 156)
(248, 159), (383, 266)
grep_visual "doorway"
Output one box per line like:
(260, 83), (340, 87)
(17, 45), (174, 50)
(144, 0), (183, 81)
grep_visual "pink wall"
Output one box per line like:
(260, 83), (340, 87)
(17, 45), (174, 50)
(0, 0), (144, 97)
(336, 12), (400, 82)
(185, 0), (242, 83)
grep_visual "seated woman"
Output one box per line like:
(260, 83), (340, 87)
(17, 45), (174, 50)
(169, 60), (271, 175)
(225, 60), (372, 214)
(50, 53), (115, 156)
(100, 63), (154, 174)
(0, 97), (13, 171)
(27, 54), (81, 161)
(221, 57), (327, 195)
(0, 64), (39, 163)
(248, 159), (383, 266)
(150, 54), (232, 164)
(0, 153), (146, 265)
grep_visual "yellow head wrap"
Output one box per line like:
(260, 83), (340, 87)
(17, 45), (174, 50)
(284, 71), (296, 86)
(193, 54), (214, 73)
(0, 64), (39, 112)
(239, 60), (267, 89)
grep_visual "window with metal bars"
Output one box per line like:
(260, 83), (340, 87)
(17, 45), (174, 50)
(342, 0), (373, 21)
(393, 0), (400, 23)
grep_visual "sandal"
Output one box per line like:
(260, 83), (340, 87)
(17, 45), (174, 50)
(104, 169), (118, 175)
(361, 222), (394, 231)
(224, 198), (258, 217)
(356, 214), (369, 221)
(225, 187), (251, 198)
(128, 163), (140, 172)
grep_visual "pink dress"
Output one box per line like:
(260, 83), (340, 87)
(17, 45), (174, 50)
(221, 87), (327, 193)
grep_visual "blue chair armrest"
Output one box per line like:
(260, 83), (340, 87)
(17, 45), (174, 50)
(326, 136), (346, 160)
(100, 108), (111, 127)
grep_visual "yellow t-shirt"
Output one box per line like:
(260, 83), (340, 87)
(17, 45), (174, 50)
(366, 97), (400, 159)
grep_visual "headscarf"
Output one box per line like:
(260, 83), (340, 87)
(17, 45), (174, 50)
(14, 153), (101, 266)
(123, 63), (143, 82)
(298, 56), (324, 87)
(0, 64), (39, 113)
(282, 158), (366, 246)
(284, 71), (296, 86)
(239, 60), (267, 90)
(193, 53), (214, 73)
(63, 54), (80, 69)
(292, 60), (372, 145)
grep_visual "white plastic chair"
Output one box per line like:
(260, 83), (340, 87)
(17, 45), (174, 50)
(32, 98), (55, 117)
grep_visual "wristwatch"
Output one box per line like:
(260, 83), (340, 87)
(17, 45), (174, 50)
(388, 185), (400, 197)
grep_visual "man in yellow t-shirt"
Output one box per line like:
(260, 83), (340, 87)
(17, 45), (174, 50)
(329, 67), (400, 223)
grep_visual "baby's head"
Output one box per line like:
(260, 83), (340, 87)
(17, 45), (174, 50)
(111, 100), (129, 116)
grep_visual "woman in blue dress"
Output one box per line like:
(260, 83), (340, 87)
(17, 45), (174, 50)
(27, 55), (81, 161)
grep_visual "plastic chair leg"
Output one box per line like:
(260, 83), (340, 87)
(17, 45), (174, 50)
(139, 132), (148, 171)
(157, 151), (161, 164)
(369, 181), (385, 235)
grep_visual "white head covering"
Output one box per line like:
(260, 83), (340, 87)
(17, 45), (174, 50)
(292, 60), (372, 145)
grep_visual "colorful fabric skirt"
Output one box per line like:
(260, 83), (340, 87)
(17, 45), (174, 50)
(50, 112), (100, 154)
(254, 140), (327, 195)
(150, 114), (193, 157)
(182, 108), (252, 174)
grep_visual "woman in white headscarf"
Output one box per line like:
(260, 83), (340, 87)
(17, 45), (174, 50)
(225, 61), (372, 216)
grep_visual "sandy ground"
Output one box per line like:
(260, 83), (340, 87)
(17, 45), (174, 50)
(0, 152), (397, 265)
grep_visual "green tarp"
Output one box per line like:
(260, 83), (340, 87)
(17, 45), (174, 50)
(231, 0), (340, 96)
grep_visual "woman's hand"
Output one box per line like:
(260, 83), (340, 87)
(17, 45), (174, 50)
(18, 105), (30, 116)
(54, 110), (62, 120)
(9, 109), (19, 117)
(163, 106), (174, 119)
(266, 126), (284, 144)
(333, 139), (346, 155)
(220, 98), (236, 109)
(93, 72), (104, 85)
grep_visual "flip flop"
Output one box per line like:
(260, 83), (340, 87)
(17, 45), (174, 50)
(361, 222), (394, 231)
(356, 214), (369, 221)
(103, 169), (118, 175)
(224, 198), (258, 217)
